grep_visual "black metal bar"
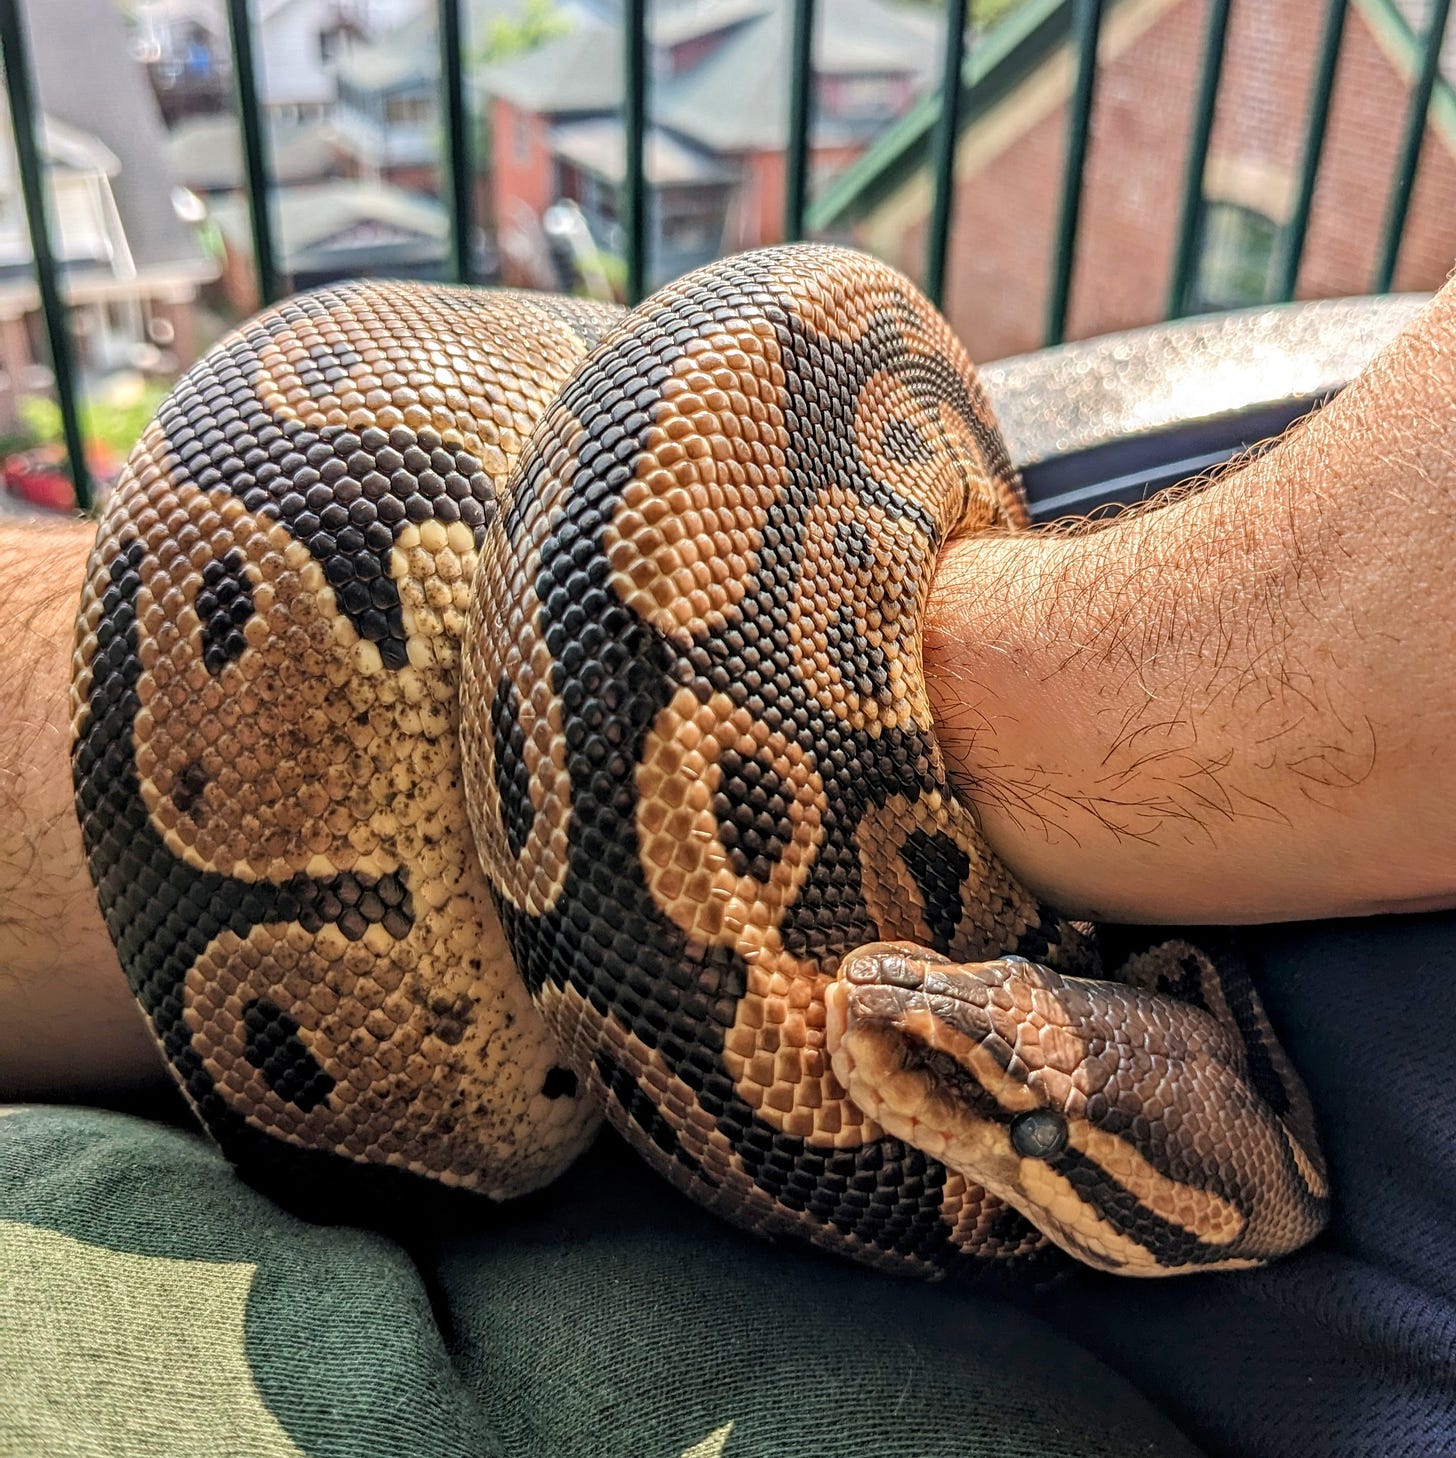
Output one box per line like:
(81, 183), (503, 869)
(1271, 0), (1348, 301)
(1374, 0), (1453, 292)
(1166, 0), (1233, 317)
(1044, 0), (1105, 345)
(438, 0), (473, 284)
(623, 0), (648, 302)
(224, 0), (278, 305)
(0, 0), (92, 511)
(785, 0), (816, 240)
(925, 0), (969, 307)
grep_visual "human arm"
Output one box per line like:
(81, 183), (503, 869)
(0, 519), (164, 1096)
(925, 276), (1456, 924)
(3, 278), (1454, 1097)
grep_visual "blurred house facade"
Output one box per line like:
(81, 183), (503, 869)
(209, 179), (450, 308)
(128, 0), (420, 123)
(0, 0), (216, 430)
(817, 0), (1456, 360)
(484, 0), (939, 289)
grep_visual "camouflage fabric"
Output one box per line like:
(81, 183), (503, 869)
(0, 1105), (1203, 1457)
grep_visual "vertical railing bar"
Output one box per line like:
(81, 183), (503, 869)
(225, 0), (279, 306)
(438, 0), (473, 284)
(785, 0), (816, 241)
(623, 0), (648, 303)
(1166, 0), (1233, 317)
(0, 0), (92, 512)
(1271, 0), (1348, 301)
(1044, 0), (1105, 345)
(924, 0), (969, 308)
(1373, 0), (1453, 292)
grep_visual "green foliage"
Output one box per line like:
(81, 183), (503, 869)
(973, 0), (1029, 25)
(14, 380), (170, 466)
(478, 0), (571, 65)
(889, 0), (1030, 24)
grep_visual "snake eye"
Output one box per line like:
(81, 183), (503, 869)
(1010, 1109), (1068, 1160)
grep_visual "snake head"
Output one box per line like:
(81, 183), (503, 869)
(824, 942), (1325, 1276)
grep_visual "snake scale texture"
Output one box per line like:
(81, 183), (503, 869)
(72, 244), (1329, 1277)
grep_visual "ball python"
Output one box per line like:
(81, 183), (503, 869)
(72, 243), (1329, 1277)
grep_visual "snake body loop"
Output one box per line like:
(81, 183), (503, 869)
(73, 245), (1328, 1275)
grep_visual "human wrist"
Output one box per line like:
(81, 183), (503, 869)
(0, 519), (162, 1095)
(924, 439), (1456, 926)
(924, 483), (1342, 925)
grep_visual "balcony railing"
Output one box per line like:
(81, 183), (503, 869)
(1, 0), (1451, 513)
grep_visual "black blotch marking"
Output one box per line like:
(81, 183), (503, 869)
(713, 748), (795, 883)
(196, 548), (255, 674)
(284, 868), (414, 943)
(594, 1051), (712, 1185)
(903, 1041), (1007, 1122)
(491, 252), (1045, 1276)
(826, 598), (892, 703)
(1048, 1144), (1245, 1268)
(243, 996), (336, 1112)
(834, 516), (875, 574)
(1013, 907), (1063, 965)
(900, 828), (971, 956)
(543, 1065), (579, 1099)
(73, 538), (414, 1161)
(173, 760), (209, 816)
(151, 287), (497, 672)
(427, 989), (475, 1046)
(1215, 955), (1293, 1119)
(490, 673), (535, 859)
(882, 416), (934, 464)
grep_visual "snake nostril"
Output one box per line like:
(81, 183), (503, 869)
(1009, 1108), (1069, 1160)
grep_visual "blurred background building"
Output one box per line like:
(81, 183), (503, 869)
(2, 0), (1454, 505)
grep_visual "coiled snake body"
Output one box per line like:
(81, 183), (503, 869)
(73, 245), (1328, 1277)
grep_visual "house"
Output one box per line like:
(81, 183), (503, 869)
(331, 12), (446, 194)
(164, 113), (337, 197)
(129, 0), (422, 125)
(811, 0), (1456, 361)
(483, 0), (938, 290)
(330, 0), (547, 211)
(0, 0), (216, 429)
(209, 179), (451, 310)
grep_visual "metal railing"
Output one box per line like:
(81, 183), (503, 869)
(0, 0), (1450, 513)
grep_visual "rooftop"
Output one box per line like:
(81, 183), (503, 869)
(552, 119), (734, 186)
(164, 114), (336, 193)
(9, 0), (211, 276)
(210, 179), (447, 258)
(484, 0), (937, 150)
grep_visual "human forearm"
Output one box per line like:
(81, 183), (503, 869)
(0, 519), (163, 1095)
(926, 279), (1456, 924)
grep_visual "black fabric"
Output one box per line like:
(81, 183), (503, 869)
(1033, 910), (1456, 1458)
(429, 1137), (1207, 1458)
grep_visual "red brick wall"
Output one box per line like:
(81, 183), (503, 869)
(878, 0), (1456, 362)
(491, 96), (557, 270)
(733, 143), (863, 249)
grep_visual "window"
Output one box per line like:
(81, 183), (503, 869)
(831, 74), (898, 121)
(385, 94), (433, 126)
(1188, 201), (1278, 313)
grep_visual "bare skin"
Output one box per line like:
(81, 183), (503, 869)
(3, 276), (1454, 1097)
(1, 522), (161, 1095)
(926, 274), (1456, 924)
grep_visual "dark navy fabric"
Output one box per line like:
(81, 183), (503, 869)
(1030, 910), (1456, 1458)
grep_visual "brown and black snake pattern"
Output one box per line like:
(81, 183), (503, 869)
(75, 245), (1329, 1276)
